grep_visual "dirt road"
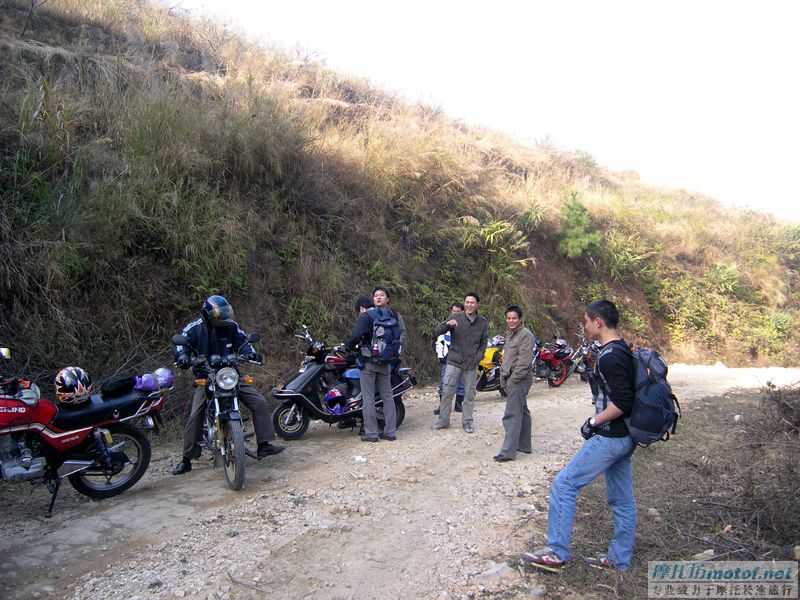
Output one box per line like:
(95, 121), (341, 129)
(2, 365), (798, 599)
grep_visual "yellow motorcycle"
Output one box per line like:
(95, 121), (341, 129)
(476, 335), (506, 396)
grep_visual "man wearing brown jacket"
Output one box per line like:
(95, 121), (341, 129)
(432, 292), (488, 433)
(494, 306), (535, 462)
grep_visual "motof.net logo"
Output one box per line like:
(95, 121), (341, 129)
(648, 561), (798, 598)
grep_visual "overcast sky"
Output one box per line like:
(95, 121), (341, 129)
(176, 0), (800, 223)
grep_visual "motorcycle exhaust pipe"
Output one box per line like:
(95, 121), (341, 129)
(58, 460), (94, 477)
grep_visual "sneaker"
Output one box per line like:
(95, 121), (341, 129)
(583, 554), (617, 571)
(360, 435), (379, 442)
(431, 423), (449, 430)
(379, 433), (396, 441)
(520, 548), (566, 573)
(257, 442), (286, 458)
(493, 454), (513, 462)
(463, 422), (474, 433)
(171, 458), (192, 475)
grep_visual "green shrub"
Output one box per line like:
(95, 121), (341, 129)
(557, 192), (601, 259)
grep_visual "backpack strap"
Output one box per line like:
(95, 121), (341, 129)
(594, 340), (635, 412)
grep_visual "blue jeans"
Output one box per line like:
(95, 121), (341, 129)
(438, 361), (465, 397)
(546, 434), (636, 569)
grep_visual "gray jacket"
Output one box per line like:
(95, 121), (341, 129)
(434, 312), (488, 370)
(500, 325), (535, 384)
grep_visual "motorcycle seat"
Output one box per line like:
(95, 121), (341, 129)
(51, 390), (156, 431)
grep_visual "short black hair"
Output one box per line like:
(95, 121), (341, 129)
(465, 292), (480, 303)
(451, 301), (465, 311)
(505, 305), (523, 318)
(372, 285), (391, 298)
(354, 296), (373, 312)
(585, 299), (619, 328)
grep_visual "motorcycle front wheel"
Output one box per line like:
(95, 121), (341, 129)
(222, 420), (246, 491)
(272, 402), (310, 440)
(68, 423), (151, 500)
(548, 363), (569, 387)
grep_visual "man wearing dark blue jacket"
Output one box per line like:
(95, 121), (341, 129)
(345, 286), (406, 442)
(171, 295), (284, 475)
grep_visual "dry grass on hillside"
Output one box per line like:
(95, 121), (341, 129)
(1, 0), (799, 388)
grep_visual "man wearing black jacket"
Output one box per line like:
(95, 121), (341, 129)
(171, 295), (284, 475)
(521, 300), (636, 572)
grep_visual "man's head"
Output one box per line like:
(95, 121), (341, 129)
(505, 306), (523, 330)
(372, 286), (391, 308)
(464, 292), (480, 316)
(203, 295), (234, 327)
(354, 296), (373, 314)
(584, 299), (619, 342)
(451, 301), (464, 314)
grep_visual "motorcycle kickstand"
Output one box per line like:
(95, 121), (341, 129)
(45, 477), (62, 519)
(245, 449), (260, 460)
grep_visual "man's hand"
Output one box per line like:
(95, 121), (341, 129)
(580, 417), (597, 440)
(446, 319), (458, 328)
(244, 352), (263, 363)
(176, 354), (191, 370)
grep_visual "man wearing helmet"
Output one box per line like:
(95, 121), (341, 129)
(171, 295), (284, 475)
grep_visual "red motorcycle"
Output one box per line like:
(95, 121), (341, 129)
(0, 346), (173, 517)
(533, 326), (602, 388)
(532, 336), (574, 387)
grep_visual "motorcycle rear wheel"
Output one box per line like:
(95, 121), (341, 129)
(222, 420), (245, 491)
(272, 402), (310, 440)
(377, 397), (406, 429)
(67, 423), (151, 500)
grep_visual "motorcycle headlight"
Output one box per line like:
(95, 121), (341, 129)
(216, 367), (239, 391)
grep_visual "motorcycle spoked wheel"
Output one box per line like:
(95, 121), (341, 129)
(67, 423), (152, 500)
(272, 402), (310, 440)
(547, 363), (569, 387)
(221, 420), (245, 491)
(376, 397), (406, 430)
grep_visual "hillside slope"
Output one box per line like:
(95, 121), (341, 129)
(1, 0), (799, 396)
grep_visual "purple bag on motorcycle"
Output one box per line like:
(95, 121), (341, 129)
(135, 374), (158, 393)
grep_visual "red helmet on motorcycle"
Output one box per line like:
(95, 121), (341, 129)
(54, 366), (93, 407)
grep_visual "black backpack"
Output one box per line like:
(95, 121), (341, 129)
(597, 343), (681, 446)
(360, 308), (402, 363)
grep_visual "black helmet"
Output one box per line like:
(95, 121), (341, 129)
(203, 295), (234, 326)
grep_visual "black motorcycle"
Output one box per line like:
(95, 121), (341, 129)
(271, 326), (415, 440)
(172, 332), (262, 491)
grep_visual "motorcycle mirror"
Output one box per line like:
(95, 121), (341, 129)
(0, 347), (10, 360)
(172, 334), (189, 346)
(247, 332), (261, 343)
